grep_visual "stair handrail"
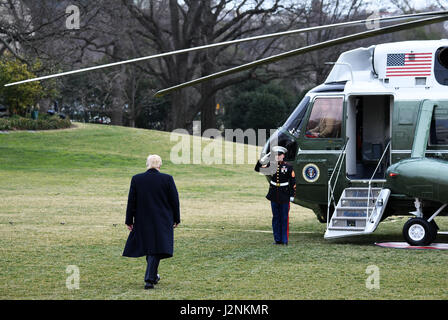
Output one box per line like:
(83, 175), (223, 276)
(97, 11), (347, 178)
(366, 140), (391, 220)
(327, 138), (349, 228)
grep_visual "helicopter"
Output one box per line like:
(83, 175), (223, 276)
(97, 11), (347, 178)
(5, 10), (448, 246)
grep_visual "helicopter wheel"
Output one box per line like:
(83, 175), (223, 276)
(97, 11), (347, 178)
(402, 217), (438, 246)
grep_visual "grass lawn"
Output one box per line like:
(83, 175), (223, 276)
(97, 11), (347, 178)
(1, 123), (447, 300)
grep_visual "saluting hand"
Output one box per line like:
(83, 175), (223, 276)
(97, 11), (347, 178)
(259, 152), (271, 165)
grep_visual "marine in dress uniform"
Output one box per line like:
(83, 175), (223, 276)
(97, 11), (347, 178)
(255, 146), (296, 245)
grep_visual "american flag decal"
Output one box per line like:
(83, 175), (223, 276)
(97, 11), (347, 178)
(386, 52), (433, 77)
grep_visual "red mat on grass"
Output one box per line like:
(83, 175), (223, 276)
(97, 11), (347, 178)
(375, 242), (448, 250)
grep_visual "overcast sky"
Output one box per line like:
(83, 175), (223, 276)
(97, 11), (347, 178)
(407, 0), (434, 9)
(367, 0), (441, 10)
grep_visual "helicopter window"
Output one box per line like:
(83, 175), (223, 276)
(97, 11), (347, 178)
(437, 47), (448, 69)
(283, 96), (310, 137)
(429, 105), (448, 146)
(305, 97), (343, 138)
(434, 47), (448, 86)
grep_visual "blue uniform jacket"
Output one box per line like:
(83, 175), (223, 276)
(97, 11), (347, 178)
(255, 160), (296, 204)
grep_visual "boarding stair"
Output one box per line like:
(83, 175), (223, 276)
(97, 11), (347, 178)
(324, 140), (391, 239)
(324, 187), (391, 239)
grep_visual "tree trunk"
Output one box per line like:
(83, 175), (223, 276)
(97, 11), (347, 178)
(166, 90), (194, 132)
(109, 65), (127, 126)
(38, 98), (51, 114)
(200, 79), (216, 134)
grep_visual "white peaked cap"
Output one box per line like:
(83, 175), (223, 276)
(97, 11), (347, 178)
(272, 146), (287, 154)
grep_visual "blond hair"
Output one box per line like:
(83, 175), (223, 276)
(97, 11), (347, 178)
(146, 154), (162, 170)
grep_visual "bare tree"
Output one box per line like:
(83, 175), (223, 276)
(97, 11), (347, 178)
(119, 0), (289, 132)
(0, 0), (109, 112)
(388, 0), (416, 13)
(276, 0), (367, 88)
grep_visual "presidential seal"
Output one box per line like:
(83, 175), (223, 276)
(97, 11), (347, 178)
(302, 163), (320, 183)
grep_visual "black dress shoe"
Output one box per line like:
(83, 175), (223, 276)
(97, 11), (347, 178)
(144, 282), (154, 290)
(154, 274), (160, 284)
(273, 241), (282, 245)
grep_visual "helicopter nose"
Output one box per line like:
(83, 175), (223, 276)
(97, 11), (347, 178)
(259, 128), (297, 161)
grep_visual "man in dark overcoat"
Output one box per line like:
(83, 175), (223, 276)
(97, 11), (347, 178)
(123, 154), (180, 289)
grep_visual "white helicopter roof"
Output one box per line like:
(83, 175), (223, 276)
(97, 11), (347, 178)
(325, 39), (448, 100)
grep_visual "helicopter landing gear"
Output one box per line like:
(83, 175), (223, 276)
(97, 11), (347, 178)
(402, 203), (446, 246)
(403, 218), (437, 246)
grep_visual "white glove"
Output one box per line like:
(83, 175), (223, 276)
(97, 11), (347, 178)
(259, 152), (271, 165)
(290, 197), (294, 202)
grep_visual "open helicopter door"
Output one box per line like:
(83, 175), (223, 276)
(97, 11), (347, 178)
(346, 95), (393, 181)
(324, 94), (393, 239)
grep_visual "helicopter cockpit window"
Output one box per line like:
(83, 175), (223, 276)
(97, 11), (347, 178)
(305, 97), (343, 138)
(283, 96), (310, 137)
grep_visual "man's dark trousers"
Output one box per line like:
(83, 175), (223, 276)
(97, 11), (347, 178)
(271, 202), (289, 244)
(145, 255), (161, 284)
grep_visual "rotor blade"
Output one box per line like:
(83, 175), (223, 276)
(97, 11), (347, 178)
(4, 10), (448, 87)
(154, 13), (448, 97)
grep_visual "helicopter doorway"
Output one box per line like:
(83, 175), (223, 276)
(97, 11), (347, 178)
(346, 95), (392, 181)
